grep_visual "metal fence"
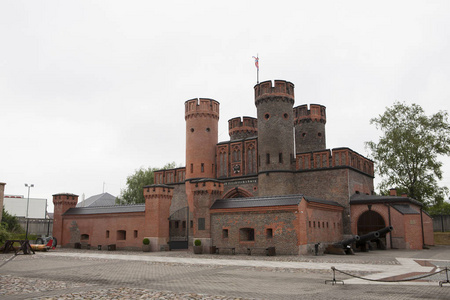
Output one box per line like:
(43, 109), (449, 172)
(17, 217), (53, 237)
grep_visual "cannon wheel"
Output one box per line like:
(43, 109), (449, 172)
(35, 238), (44, 244)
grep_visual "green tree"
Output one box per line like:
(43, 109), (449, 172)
(1, 207), (23, 233)
(366, 102), (450, 205)
(117, 162), (177, 204)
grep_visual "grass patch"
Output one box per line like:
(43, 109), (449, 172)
(434, 232), (450, 245)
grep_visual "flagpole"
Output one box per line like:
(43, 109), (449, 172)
(253, 54), (259, 84)
(257, 54), (259, 84)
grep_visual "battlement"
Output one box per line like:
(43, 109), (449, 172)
(254, 80), (295, 104)
(296, 148), (374, 177)
(185, 98), (220, 120)
(294, 104), (326, 124)
(154, 168), (186, 185)
(228, 116), (258, 140)
(143, 184), (174, 200)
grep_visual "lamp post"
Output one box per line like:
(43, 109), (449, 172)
(25, 183), (34, 240)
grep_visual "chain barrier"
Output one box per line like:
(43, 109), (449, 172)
(325, 266), (450, 287)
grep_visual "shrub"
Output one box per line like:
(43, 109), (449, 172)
(0, 224), (11, 245)
(143, 238), (150, 245)
(194, 239), (201, 246)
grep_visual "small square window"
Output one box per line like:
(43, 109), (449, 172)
(266, 228), (273, 238)
(240, 228), (255, 241)
(222, 229), (229, 238)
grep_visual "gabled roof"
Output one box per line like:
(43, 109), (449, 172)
(64, 205), (145, 216)
(210, 194), (342, 210)
(76, 192), (117, 208)
(350, 194), (423, 207)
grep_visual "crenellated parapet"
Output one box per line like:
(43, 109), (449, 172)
(143, 184), (174, 200)
(154, 168), (186, 185)
(53, 193), (78, 207)
(185, 98), (220, 120)
(191, 179), (224, 196)
(254, 80), (295, 105)
(294, 104), (326, 125)
(296, 148), (374, 176)
(228, 116), (258, 140)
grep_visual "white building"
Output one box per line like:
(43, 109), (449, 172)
(4, 195), (48, 219)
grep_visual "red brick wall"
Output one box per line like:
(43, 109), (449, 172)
(301, 201), (343, 246)
(61, 212), (145, 250)
(211, 208), (300, 255)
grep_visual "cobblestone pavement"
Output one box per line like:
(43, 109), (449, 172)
(1, 246), (449, 299)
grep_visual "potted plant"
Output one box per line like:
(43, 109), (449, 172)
(142, 238), (151, 252)
(193, 239), (202, 254)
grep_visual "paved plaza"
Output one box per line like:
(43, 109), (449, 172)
(1, 246), (450, 299)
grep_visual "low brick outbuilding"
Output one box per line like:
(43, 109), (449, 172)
(350, 193), (434, 250)
(210, 195), (344, 255)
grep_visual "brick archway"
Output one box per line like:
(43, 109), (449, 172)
(222, 187), (253, 199)
(357, 210), (386, 235)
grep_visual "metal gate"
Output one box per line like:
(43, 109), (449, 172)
(168, 206), (190, 250)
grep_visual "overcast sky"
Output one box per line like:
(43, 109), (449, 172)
(1, 1), (449, 213)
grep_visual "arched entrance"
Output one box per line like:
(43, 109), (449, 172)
(222, 187), (253, 199)
(357, 210), (386, 235)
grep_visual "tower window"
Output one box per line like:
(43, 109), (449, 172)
(266, 153), (270, 164)
(266, 228), (273, 238)
(190, 128), (194, 132)
(264, 113), (270, 120)
(318, 132), (322, 137)
(279, 153), (283, 163)
(198, 218), (205, 230)
(302, 132), (306, 137)
(201, 163), (204, 173)
(190, 164), (193, 173)
(223, 229), (229, 238)
(206, 127), (210, 132)
(283, 113), (289, 119)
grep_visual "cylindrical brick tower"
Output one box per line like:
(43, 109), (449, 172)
(185, 98), (220, 180)
(228, 116), (258, 141)
(185, 98), (220, 214)
(294, 104), (326, 153)
(255, 80), (295, 196)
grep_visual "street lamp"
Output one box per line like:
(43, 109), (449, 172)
(25, 183), (34, 240)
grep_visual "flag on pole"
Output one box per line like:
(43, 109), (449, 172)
(252, 56), (259, 70)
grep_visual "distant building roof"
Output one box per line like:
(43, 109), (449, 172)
(210, 194), (342, 210)
(64, 205), (145, 216)
(350, 194), (423, 207)
(76, 192), (117, 208)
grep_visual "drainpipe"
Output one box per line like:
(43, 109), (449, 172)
(420, 208), (425, 248)
(384, 203), (393, 249)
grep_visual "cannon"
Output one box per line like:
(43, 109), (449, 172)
(376, 226), (393, 236)
(339, 235), (361, 248)
(325, 235), (360, 255)
(357, 226), (394, 251)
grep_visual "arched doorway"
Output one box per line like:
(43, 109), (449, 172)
(357, 210), (386, 235)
